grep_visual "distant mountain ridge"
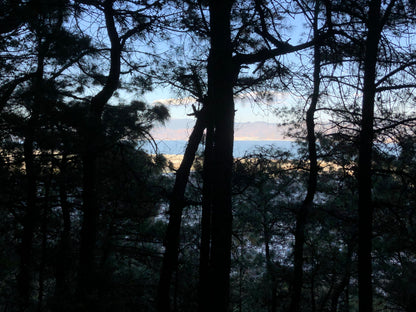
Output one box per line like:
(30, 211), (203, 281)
(152, 118), (290, 141)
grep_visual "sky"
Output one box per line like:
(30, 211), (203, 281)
(144, 90), (298, 141)
(139, 10), (309, 141)
(144, 85), (300, 121)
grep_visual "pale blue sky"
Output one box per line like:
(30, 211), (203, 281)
(144, 89), (295, 124)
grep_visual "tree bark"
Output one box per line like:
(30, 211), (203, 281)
(330, 243), (353, 312)
(77, 0), (121, 298)
(157, 107), (206, 312)
(18, 133), (38, 310)
(78, 151), (99, 295)
(55, 153), (72, 297)
(198, 1), (235, 311)
(37, 174), (51, 312)
(264, 225), (277, 312)
(357, 1), (382, 311)
(198, 120), (214, 312)
(18, 37), (45, 309)
(289, 2), (321, 311)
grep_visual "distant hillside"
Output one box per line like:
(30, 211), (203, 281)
(234, 121), (290, 141)
(151, 118), (291, 141)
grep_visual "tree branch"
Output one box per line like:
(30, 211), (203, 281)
(233, 41), (314, 66)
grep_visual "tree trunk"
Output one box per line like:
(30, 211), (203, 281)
(77, 150), (99, 296)
(77, 0), (121, 299)
(357, 1), (382, 311)
(37, 174), (51, 312)
(157, 108), (206, 312)
(55, 153), (72, 297)
(18, 39), (45, 309)
(198, 2), (235, 311)
(198, 117), (215, 312)
(289, 2), (320, 311)
(264, 226), (277, 312)
(18, 133), (38, 310)
(330, 244), (353, 312)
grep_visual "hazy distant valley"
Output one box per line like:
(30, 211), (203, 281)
(151, 118), (291, 141)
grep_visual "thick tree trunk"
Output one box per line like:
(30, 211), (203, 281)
(357, 1), (381, 311)
(289, 2), (320, 311)
(157, 108), (206, 312)
(198, 2), (235, 312)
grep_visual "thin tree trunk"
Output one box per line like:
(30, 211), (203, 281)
(37, 175), (51, 312)
(37, 221), (46, 312)
(289, 2), (320, 311)
(239, 265), (243, 312)
(198, 121), (214, 312)
(18, 134), (38, 310)
(78, 150), (99, 295)
(344, 283), (350, 312)
(18, 38), (45, 309)
(55, 153), (72, 297)
(264, 226), (277, 312)
(330, 244), (353, 312)
(357, 1), (382, 311)
(157, 108), (206, 312)
(310, 269), (316, 312)
(77, 0), (121, 298)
